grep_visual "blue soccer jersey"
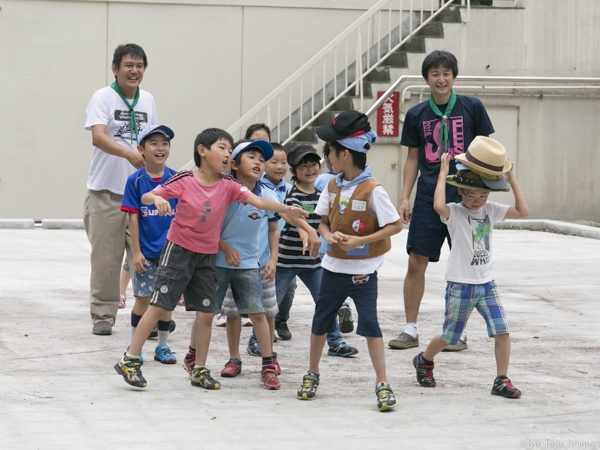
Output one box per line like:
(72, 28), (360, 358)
(121, 166), (178, 259)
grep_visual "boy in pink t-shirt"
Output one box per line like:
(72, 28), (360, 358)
(114, 128), (308, 390)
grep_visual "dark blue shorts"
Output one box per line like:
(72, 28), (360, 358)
(312, 269), (382, 338)
(406, 196), (452, 262)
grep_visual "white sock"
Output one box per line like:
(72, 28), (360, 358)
(131, 326), (136, 339)
(403, 323), (418, 338)
(158, 330), (169, 347)
(460, 329), (467, 341)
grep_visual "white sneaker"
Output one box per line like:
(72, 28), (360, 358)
(242, 317), (253, 327)
(215, 313), (227, 327)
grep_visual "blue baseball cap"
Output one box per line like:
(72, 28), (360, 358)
(231, 140), (274, 161)
(138, 125), (175, 142)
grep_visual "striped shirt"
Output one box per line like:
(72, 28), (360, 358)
(277, 186), (321, 269)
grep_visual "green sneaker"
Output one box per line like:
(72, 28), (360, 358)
(375, 383), (397, 411)
(114, 355), (146, 388)
(191, 366), (220, 390)
(297, 374), (320, 400)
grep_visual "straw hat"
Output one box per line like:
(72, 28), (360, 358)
(455, 136), (511, 178)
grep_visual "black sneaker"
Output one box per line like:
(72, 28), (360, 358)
(338, 305), (354, 333)
(491, 376), (521, 398)
(246, 340), (262, 357)
(114, 355), (146, 388)
(375, 382), (397, 411)
(412, 352), (436, 387)
(297, 374), (320, 400)
(275, 321), (292, 340)
(328, 342), (358, 357)
(148, 320), (176, 339)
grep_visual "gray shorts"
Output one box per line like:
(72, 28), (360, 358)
(150, 240), (217, 313)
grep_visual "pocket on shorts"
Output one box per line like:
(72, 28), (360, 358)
(154, 266), (178, 295)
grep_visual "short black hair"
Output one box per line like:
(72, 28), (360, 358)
(322, 142), (330, 157)
(244, 123), (271, 140)
(329, 141), (366, 170)
(112, 43), (148, 69)
(193, 128), (234, 168)
(290, 154), (321, 183)
(421, 50), (458, 80)
(271, 142), (287, 154)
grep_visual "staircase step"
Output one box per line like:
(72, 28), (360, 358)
(381, 51), (408, 68)
(399, 36), (426, 52)
(414, 21), (444, 38)
(432, 6), (462, 24)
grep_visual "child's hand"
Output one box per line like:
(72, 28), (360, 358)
(133, 252), (147, 274)
(306, 232), (321, 258)
(439, 153), (451, 177)
(263, 261), (276, 283)
(286, 205), (309, 220)
(327, 231), (348, 245)
(504, 158), (515, 184)
(224, 246), (241, 267)
(154, 197), (172, 216)
(337, 235), (362, 252)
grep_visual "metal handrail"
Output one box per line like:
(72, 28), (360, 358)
(366, 75), (600, 118)
(182, 0), (468, 170)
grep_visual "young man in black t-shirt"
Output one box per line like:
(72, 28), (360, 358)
(388, 50), (494, 351)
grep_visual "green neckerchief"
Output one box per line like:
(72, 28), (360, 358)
(110, 81), (140, 144)
(429, 90), (457, 159)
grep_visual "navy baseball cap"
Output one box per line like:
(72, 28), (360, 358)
(138, 125), (175, 142)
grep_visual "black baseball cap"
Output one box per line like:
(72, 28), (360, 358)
(315, 110), (371, 141)
(287, 144), (320, 166)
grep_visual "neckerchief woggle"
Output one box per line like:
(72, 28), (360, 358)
(429, 90), (457, 159)
(110, 81), (140, 144)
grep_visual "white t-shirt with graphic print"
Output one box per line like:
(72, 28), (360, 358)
(85, 86), (157, 194)
(441, 201), (509, 284)
(315, 181), (400, 275)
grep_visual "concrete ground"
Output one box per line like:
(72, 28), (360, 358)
(1, 226), (599, 450)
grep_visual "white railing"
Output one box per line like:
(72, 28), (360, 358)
(182, 0), (467, 169)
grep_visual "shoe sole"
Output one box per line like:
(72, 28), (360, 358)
(378, 402), (397, 412)
(297, 393), (315, 400)
(338, 309), (354, 333)
(327, 349), (359, 357)
(491, 390), (521, 398)
(442, 344), (468, 352)
(388, 339), (418, 349)
(263, 383), (280, 390)
(154, 356), (176, 364)
(114, 363), (146, 388)
(191, 381), (220, 390)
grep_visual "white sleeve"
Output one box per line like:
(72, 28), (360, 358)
(369, 186), (400, 228)
(488, 201), (510, 223)
(315, 182), (331, 216)
(85, 89), (112, 130)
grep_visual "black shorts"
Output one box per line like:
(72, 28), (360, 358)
(150, 240), (217, 312)
(406, 197), (452, 263)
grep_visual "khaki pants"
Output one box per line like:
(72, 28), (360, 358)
(83, 190), (132, 325)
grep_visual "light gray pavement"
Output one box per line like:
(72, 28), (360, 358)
(1, 227), (599, 450)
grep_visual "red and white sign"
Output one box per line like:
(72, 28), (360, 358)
(376, 91), (399, 137)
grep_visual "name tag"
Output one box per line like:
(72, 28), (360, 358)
(329, 193), (337, 204)
(351, 200), (367, 211)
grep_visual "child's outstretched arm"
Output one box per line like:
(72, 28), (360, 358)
(141, 191), (172, 216)
(433, 153), (451, 220)
(503, 160), (529, 219)
(282, 214), (321, 257)
(246, 194), (309, 220)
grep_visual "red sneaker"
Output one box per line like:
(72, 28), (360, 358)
(261, 366), (280, 390)
(273, 354), (281, 375)
(220, 358), (242, 378)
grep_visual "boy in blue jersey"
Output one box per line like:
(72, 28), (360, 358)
(120, 125), (178, 364)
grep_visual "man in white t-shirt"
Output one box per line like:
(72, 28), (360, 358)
(84, 43), (157, 335)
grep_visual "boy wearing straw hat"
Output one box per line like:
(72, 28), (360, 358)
(412, 136), (529, 398)
(389, 50), (495, 352)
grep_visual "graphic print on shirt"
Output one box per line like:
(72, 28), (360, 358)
(113, 110), (149, 140)
(422, 115), (465, 163)
(470, 215), (491, 266)
(247, 207), (267, 221)
(141, 206), (175, 217)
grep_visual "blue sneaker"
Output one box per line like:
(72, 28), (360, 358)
(328, 342), (359, 357)
(154, 345), (177, 364)
(246, 340), (262, 357)
(126, 346), (143, 365)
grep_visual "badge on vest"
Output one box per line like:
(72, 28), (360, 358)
(329, 193), (336, 204)
(346, 243), (369, 256)
(352, 219), (366, 234)
(351, 200), (367, 211)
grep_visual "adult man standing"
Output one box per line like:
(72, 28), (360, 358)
(388, 50), (494, 351)
(84, 43), (157, 335)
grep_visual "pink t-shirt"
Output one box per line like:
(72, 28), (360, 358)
(153, 171), (252, 254)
